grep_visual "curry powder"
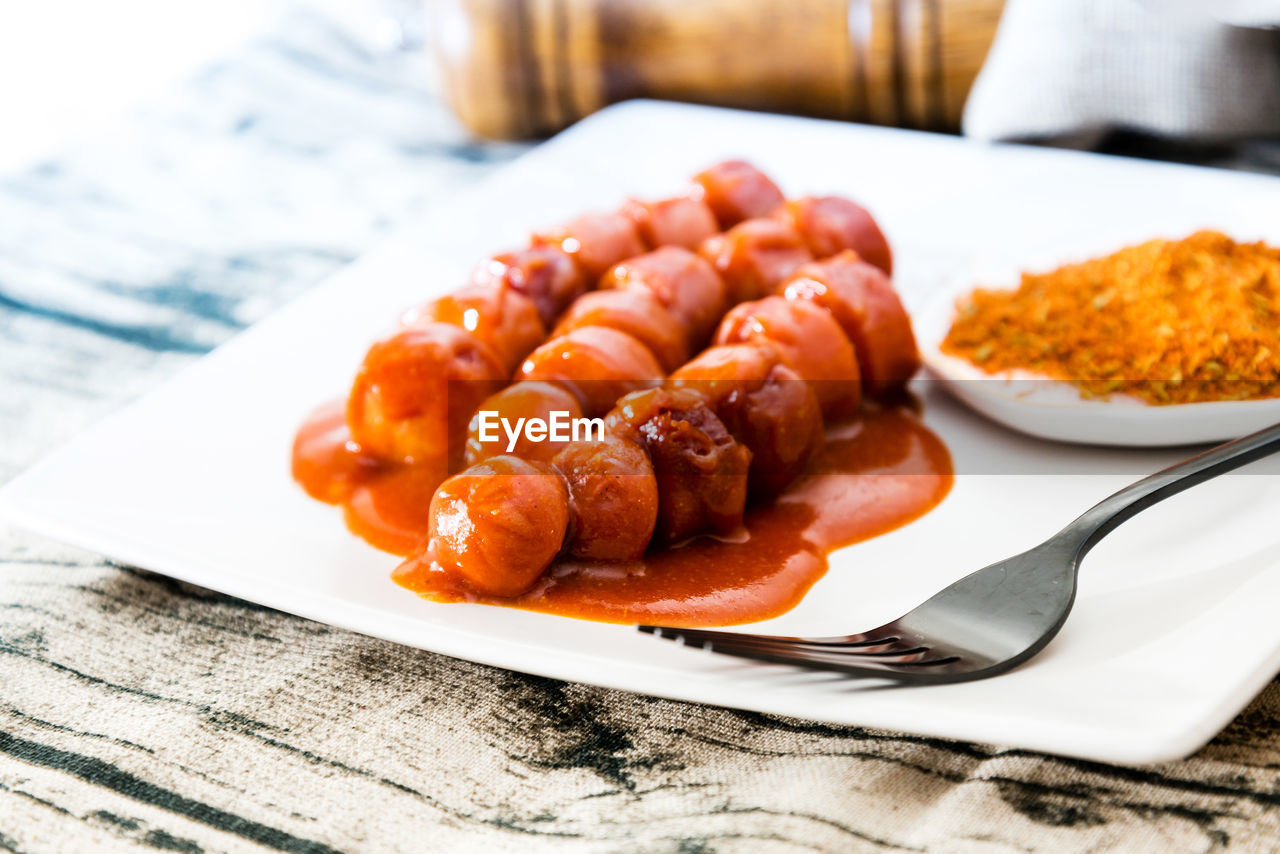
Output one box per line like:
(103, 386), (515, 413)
(941, 231), (1280, 404)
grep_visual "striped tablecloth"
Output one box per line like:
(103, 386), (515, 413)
(3, 7), (1280, 852)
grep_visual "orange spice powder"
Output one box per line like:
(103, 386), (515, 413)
(941, 231), (1280, 404)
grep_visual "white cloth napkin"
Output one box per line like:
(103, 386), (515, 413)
(963, 0), (1280, 143)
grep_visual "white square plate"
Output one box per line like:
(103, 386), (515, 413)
(5, 101), (1280, 764)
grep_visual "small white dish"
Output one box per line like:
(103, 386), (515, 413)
(917, 267), (1280, 447)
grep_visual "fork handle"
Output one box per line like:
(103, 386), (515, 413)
(1062, 421), (1280, 557)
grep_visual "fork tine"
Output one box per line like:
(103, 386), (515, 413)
(679, 637), (962, 675)
(686, 635), (942, 665)
(684, 635), (930, 659)
(638, 625), (902, 649)
(645, 626), (957, 668)
(640, 627), (925, 659)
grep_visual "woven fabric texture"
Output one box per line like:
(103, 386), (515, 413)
(964, 0), (1280, 143)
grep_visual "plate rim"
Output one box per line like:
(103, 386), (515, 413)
(5, 99), (1280, 765)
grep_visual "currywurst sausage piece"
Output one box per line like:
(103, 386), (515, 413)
(606, 387), (752, 544)
(552, 433), (659, 561)
(402, 282), (547, 374)
(691, 160), (785, 228)
(714, 296), (862, 418)
(621, 196), (719, 250)
(775, 196), (893, 275)
(464, 381), (583, 466)
(781, 251), (919, 395)
(698, 219), (813, 305)
(670, 344), (824, 497)
(534, 211), (646, 281)
(599, 246), (728, 347)
(472, 244), (587, 328)
(517, 326), (663, 416)
(347, 323), (506, 469)
(428, 457), (570, 598)
(551, 289), (691, 373)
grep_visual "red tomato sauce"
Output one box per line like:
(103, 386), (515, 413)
(294, 401), (953, 626)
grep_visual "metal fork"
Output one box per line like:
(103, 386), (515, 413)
(639, 420), (1280, 684)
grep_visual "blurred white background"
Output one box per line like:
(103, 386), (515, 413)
(0, 1), (288, 170)
(0, 0), (423, 172)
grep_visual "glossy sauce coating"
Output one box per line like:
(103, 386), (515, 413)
(401, 282), (546, 374)
(782, 251), (919, 395)
(692, 160), (786, 227)
(428, 457), (571, 598)
(292, 399), (384, 504)
(698, 219), (814, 304)
(472, 244), (587, 327)
(776, 196), (894, 275)
(622, 196), (720, 250)
(599, 247), (728, 346)
(534, 211), (647, 281)
(552, 433), (659, 560)
(605, 386), (752, 544)
(347, 323), (507, 470)
(292, 400), (443, 555)
(343, 462), (448, 556)
(517, 326), (663, 415)
(670, 344), (825, 497)
(464, 381), (583, 466)
(391, 406), (952, 626)
(551, 289), (691, 372)
(714, 296), (862, 417)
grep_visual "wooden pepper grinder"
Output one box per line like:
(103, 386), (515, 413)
(426, 0), (1005, 139)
